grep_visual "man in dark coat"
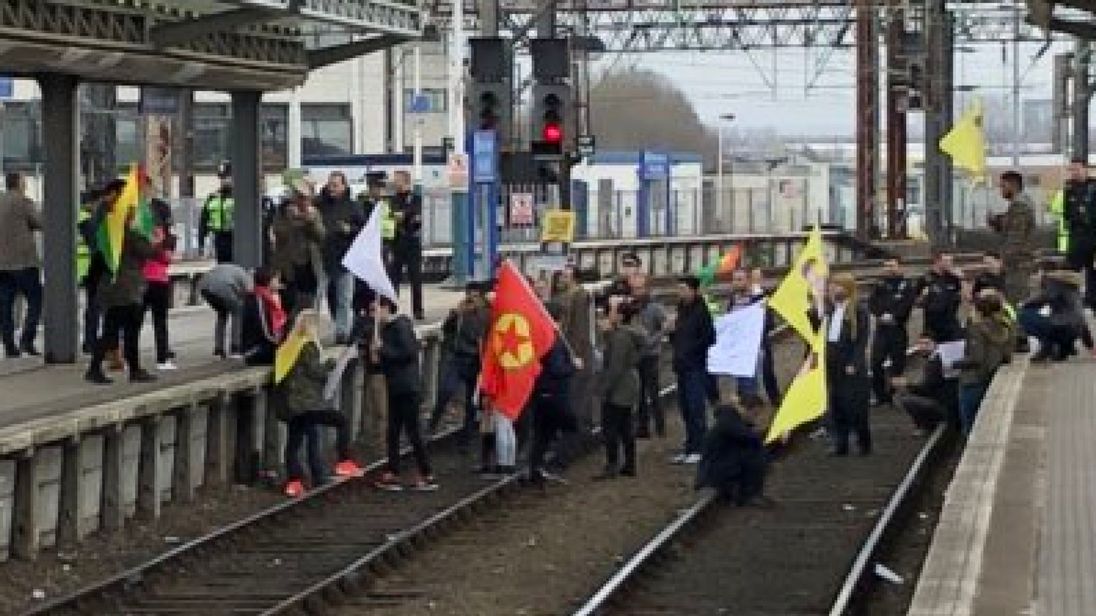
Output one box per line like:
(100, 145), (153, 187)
(318, 171), (366, 343)
(893, 335), (960, 432)
(670, 275), (716, 464)
(388, 171), (425, 320)
(916, 251), (964, 342)
(695, 403), (768, 506)
(868, 257), (917, 405)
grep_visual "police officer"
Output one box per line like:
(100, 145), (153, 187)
(989, 170), (1037, 307)
(916, 251), (963, 342)
(200, 161), (234, 263)
(868, 257), (917, 406)
(389, 170), (424, 320)
(1060, 160), (1096, 309)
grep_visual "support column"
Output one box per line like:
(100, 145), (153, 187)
(855, 0), (879, 240)
(1073, 41), (1091, 162)
(12, 452), (39, 560)
(886, 2), (908, 239)
(38, 74), (80, 364)
(206, 393), (232, 487)
(100, 427), (125, 532)
(923, 0), (952, 246)
(231, 91), (263, 269)
(172, 409), (196, 504)
(136, 416), (163, 520)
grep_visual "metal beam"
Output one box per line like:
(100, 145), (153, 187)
(231, 91), (263, 270)
(150, 8), (284, 48)
(307, 34), (413, 68)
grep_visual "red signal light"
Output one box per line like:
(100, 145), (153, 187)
(542, 122), (562, 144)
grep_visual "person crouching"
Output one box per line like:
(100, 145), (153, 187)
(695, 403), (769, 506)
(276, 310), (363, 497)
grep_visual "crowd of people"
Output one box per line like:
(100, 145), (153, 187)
(3, 164), (1096, 504)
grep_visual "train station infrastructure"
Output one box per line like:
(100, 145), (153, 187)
(2, 0), (1096, 614)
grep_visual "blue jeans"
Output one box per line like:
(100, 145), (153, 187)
(959, 382), (989, 436)
(0, 267), (42, 352)
(323, 270), (356, 339)
(676, 369), (709, 454)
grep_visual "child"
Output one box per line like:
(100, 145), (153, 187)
(276, 310), (362, 497)
(241, 267), (286, 366)
(596, 299), (644, 478)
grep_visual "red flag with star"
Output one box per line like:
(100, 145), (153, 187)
(480, 260), (557, 420)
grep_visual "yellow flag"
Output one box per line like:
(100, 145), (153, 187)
(103, 165), (140, 273)
(765, 333), (827, 443)
(768, 225), (828, 352)
(274, 329), (309, 384)
(939, 98), (987, 181)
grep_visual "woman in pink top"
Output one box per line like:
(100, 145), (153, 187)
(142, 225), (175, 370)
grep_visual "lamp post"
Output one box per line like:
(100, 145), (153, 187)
(716, 113), (735, 228)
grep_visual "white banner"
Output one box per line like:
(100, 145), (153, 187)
(707, 302), (766, 377)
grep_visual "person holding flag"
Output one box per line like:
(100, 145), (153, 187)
(85, 168), (161, 385)
(479, 260), (558, 475)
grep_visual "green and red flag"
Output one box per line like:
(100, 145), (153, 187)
(96, 164), (156, 276)
(479, 260), (558, 420)
(697, 244), (742, 287)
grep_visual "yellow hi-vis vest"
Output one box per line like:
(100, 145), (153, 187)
(1050, 189), (1069, 253)
(205, 195), (235, 232)
(76, 207), (91, 281)
(380, 201), (396, 241)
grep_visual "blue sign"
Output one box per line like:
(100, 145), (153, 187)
(639, 151), (670, 181)
(472, 130), (497, 184)
(409, 93), (430, 114)
(0, 78), (13, 100)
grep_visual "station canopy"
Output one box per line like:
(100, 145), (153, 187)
(0, 0), (427, 91)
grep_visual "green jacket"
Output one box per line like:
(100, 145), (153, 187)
(276, 342), (335, 420)
(599, 323), (644, 408)
(957, 315), (1013, 387)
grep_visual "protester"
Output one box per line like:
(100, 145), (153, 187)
(868, 257), (917, 406)
(0, 172), (42, 358)
(1019, 267), (1095, 361)
(428, 281), (489, 442)
(695, 403), (768, 506)
(240, 267), (286, 365)
(199, 162), (234, 263)
(529, 301), (581, 484)
(954, 292), (1013, 435)
(596, 299), (644, 479)
(632, 274), (668, 438)
(372, 296), (437, 491)
(141, 224), (176, 370)
(271, 182), (326, 315)
(892, 335), (960, 434)
(355, 175), (389, 312)
(971, 252), (1006, 297)
(318, 171), (366, 343)
(751, 268), (781, 407)
(199, 263), (252, 359)
(670, 275), (716, 464)
(989, 170), (1037, 307)
(388, 171), (425, 320)
(275, 310), (363, 498)
(726, 269), (766, 406)
(78, 181), (126, 355)
(85, 205), (161, 384)
(351, 301), (388, 455)
(556, 264), (595, 431)
(917, 250), (963, 342)
(826, 273), (872, 456)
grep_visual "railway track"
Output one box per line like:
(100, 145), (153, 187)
(573, 408), (951, 616)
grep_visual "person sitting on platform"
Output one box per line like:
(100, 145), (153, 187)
(1019, 266), (1095, 362)
(241, 267), (286, 366)
(275, 310), (363, 498)
(954, 292), (1013, 436)
(695, 402), (770, 507)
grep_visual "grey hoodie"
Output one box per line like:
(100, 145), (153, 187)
(635, 299), (668, 357)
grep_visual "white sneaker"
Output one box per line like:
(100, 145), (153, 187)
(156, 361), (178, 371)
(684, 453), (702, 464)
(228, 353), (243, 360)
(671, 453), (687, 465)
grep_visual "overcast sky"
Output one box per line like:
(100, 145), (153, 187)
(593, 38), (1075, 137)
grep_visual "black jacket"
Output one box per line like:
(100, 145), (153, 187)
(671, 298), (716, 373)
(825, 300), (871, 379)
(695, 408), (765, 502)
(442, 305), (488, 358)
(350, 313), (384, 375)
(907, 353), (959, 419)
(241, 293), (276, 366)
(533, 337), (576, 399)
(917, 270), (963, 341)
(378, 315), (422, 396)
(391, 190), (422, 245)
(972, 271), (1006, 297)
(318, 190), (366, 273)
(869, 275), (917, 326)
(1064, 178), (1096, 234)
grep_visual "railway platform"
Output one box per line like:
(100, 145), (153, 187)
(910, 355), (1094, 616)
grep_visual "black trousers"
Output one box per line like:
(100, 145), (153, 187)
(530, 393), (570, 476)
(895, 393), (944, 431)
(390, 241), (423, 317)
(213, 232), (233, 264)
(601, 403), (636, 472)
(284, 410), (351, 482)
(871, 324), (908, 402)
(386, 391), (431, 476)
(142, 282), (172, 363)
(759, 341), (781, 406)
(0, 266), (42, 353)
(828, 374), (871, 454)
(91, 304), (143, 375)
(1068, 231), (1096, 309)
(636, 355), (664, 436)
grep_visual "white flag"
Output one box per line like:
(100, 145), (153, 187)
(707, 301), (766, 377)
(341, 206), (397, 303)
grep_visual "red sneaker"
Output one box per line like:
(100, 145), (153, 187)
(374, 471), (404, 491)
(284, 479), (305, 498)
(334, 459), (364, 478)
